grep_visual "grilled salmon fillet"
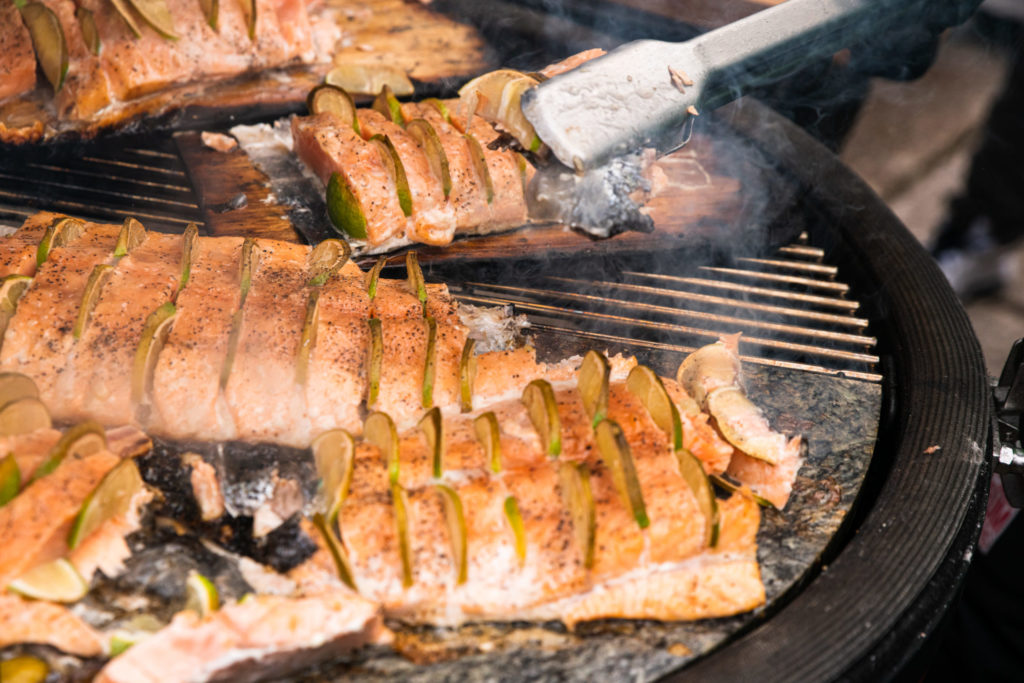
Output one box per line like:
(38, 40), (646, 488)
(0, 594), (106, 657)
(0, 4), (36, 103)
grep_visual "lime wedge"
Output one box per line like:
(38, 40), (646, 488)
(109, 0), (142, 37)
(0, 274), (32, 350)
(0, 371), (39, 407)
(676, 447), (720, 547)
(558, 462), (595, 569)
(522, 379), (561, 458)
(626, 365), (683, 451)
(594, 418), (649, 529)
(219, 308), (244, 391)
(577, 350), (610, 428)
(368, 134), (413, 217)
(366, 257), (386, 301)
(459, 337), (477, 413)
(0, 453), (21, 507)
(422, 97), (451, 123)
(710, 473), (775, 509)
(198, 0), (217, 30)
(8, 558), (88, 603)
(237, 0), (256, 39)
(464, 133), (494, 204)
(307, 238), (351, 287)
(435, 483), (468, 585)
(127, 0), (178, 39)
(372, 84), (405, 125)
(295, 289), (320, 387)
(326, 65), (413, 97)
(307, 83), (360, 134)
(36, 216), (83, 267)
(422, 316), (437, 409)
(32, 421), (106, 482)
(364, 411), (400, 485)
(67, 458), (145, 550)
(391, 482), (413, 588)
(0, 397), (51, 437)
(405, 251), (427, 315)
(176, 223), (198, 298)
(326, 172), (368, 239)
(19, 2), (68, 92)
(184, 570), (219, 616)
(418, 407), (444, 478)
(131, 302), (176, 411)
(406, 119), (452, 198)
(0, 655), (49, 683)
(473, 411), (502, 473)
(238, 237), (258, 304)
(311, 429), (355, 527)
(114, 216), (146, 257)
(367, 317), (383, 407)
(311, 512), (358, 591)
(73, 264), (113, 340)
(503, 495), (527, 565)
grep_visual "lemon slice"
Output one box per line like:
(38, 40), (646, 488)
(73, 264), (113, 340)
(307, 84), (360, 134)
(435, 483), (468, 585)
(406, 119), (452, 198)
(36, 216), (84, 266)
(368, 135), (413, 217)
(503, 495), (527, 565)
(365, 257), (386, 301)
(0, 655), (49, 683)
(405, 251), (427, 315)
(364, 411), (400, 485)
(131, 302), (176, 410)
(417, 407), (444, 478)
(464, 133), (494, 204)
(577, 350), (610, 428)
(326, 64), (414, 97)
(473, 411), (502, 473)
(422, 316), (437, 409)
(594, 418), (649, 529)
(326, 172), (368, 239)
(311, 512), (358, 591)
(307, 238), (351, 287)
(458, 69), (542, 151)
(522, 379), (561, 458)
(295, 290), (320, 387)
(0, 397), (51, 437)
(8, 558), (88, 603)
(114, 216), (146, 257)
(0, 372), (39, 407)
(0, 453), (20, 507)
(372, 84), (405, 125)
(32, 421), (106, 482)
(459, 337), (477, 413)
(312, 429), (355, 527)
(558, 462), (595, 569)
(184, 570), (219, 617)
(18, 2), (68, 92)
(391, 482), (414, 588)
(67, 458), (145, 550)
(367, 318), (383, 407)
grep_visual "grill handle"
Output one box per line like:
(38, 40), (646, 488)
(995, 337), (1024, 507)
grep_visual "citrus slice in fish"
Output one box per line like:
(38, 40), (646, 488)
(594, 418), (649, 529)
(307, 238), (352, 287)
(0, 371), (39, 407)
(73, 264), (113, 340)
(422, 97), (452, 123)
(67, 458), (145, 550)
(422, 316), (437, 409)
(464, 133), (495, 204)
(198, 0), (218, 30)
(577, 350), (610, 428)
(32, 421), (106, 482)
(626, 365), (683, 450)
(326, 172), (368, 239)
(114, 216), (146, 257)
(418, 407), (444, 478)
(458, 69), (542, 152)
(365, 256), (386, 301)
(36, 216), (84, 266)
(405, 251), (427, 313)
(326, 64), (414, 97)
(311, 429), (355, 527)
(710, 473), (775, 509)
(131, 302), (177, 411)
(372, 84), (406, 125)
(184, 570), (219, 617)
(0, 453), (21, 507)
(473, 411), (502, 473)
(558, 462), (595, 569)
(127, 0), (179, 40)
(307, 84), (360, 135)
(459, 337), (477, 413)
(0, 654), (49, 683)
(0, 274), (32, 344)
(435, 483), (468, 585)
(18, 2), (68, 92)
(311, 512), (358, 591)
(522, 379), (561, 458)
(219, 308), (244, 391)
(0, 397), (51, 437)
(295, 289), (320, 386)
(503, 495), (527, 565)
(391, 482), (414, 587)
(8, 558), (88, 603)
(367, 318), (383, 407)
(176, 222), (199, 296)
(368, 135), (412, 217)
(364, 411), (400, 485)
(406, 119), (452, 199)
(238, 237), (258, 303)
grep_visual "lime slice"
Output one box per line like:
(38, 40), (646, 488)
(0, 371), (39, 407)
(8, 558), (88, 603)
(219, 308), (244, 391)
(131, 302), (176, 410)
(405, 251), (427, 315)
(418, 407), (444, 478)
(368, 134), (413, 217)
(391, 482), (413, 588)
(307, 238), (351, 287)
(0, 397), (51, 437)
(676, 447), (720, 547)
(372, 84), (405, 125)
(422, 97), (451, 123)
(435, 483), (468, 585)
(0, 453), (21, 507)
(114, 216), (146, 257)
(73, 264), (113, 340)
(311, 512), (358, 591)
(577, 350), (610, 428)
(237, 0), (256, 39)
(176, 223), (198, 298)
(459, 337), (477, 413)
(18, 2), (68, 92)
(295, 289), (320, 387)
(473, 411), (502, 473)
(109, 0), (142, 37)
(32, 421), (106, 482)
(307, 84), (360, 135)
(364, 411), (400, 485)
(367, 317), (383, 407)
(67, 458), (145, 550)
(522, 379), (561, 458)
(0, 274), (32, 349)
(326, 65), (414, 97)
(326, 172), (368, 239)
(626, 365), (683, 451)
(422, 316), (437, 409)
(406, 119), (452, 199)
(710, 473), (775, 509)
(365, 257), (386, 301)
(503, 495), (526, 565)
(458, 69), (542, 151)
(0, 655), (49, 683)
(198, 0), (217, 30)
(594, 418), (649, 529)
(36, 216), (84, 267)
(514, 152), (531, 197)
(464, 133), (494, 204)
(311, 429), (355, 527)
(558, 462), (595, 569)
(184, 570), (219, 616)
(127, 0), (178, 39)
(238, 237), (258, 304)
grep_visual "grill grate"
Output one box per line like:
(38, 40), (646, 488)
(448, 232), (881, 382)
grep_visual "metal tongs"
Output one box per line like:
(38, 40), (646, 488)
(522, 0), (947, 171)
